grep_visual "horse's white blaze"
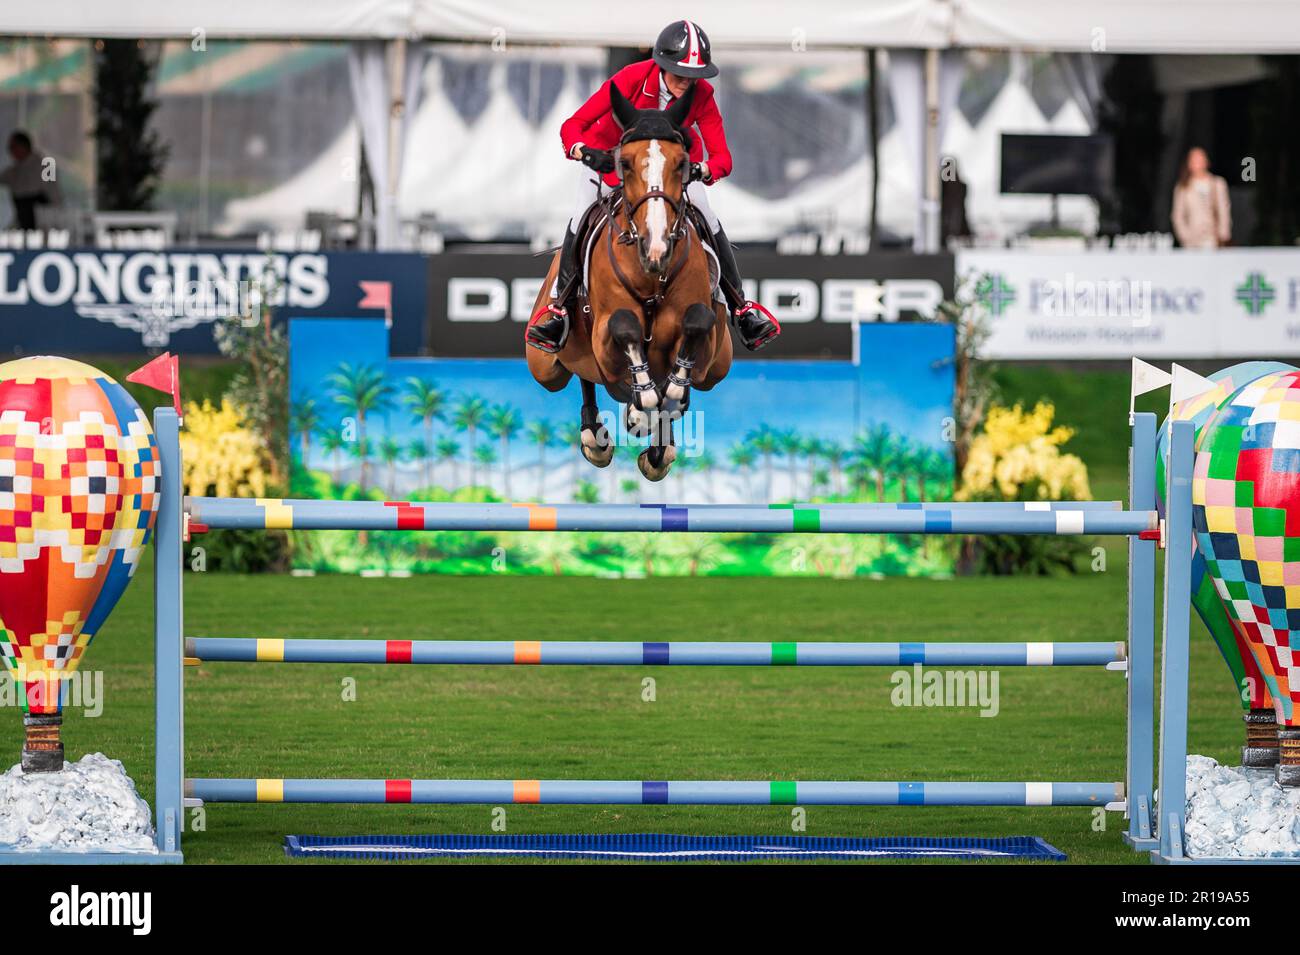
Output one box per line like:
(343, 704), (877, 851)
(643, 140), (669, 261)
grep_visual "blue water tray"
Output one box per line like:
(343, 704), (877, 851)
(284, 832), (1066, 862)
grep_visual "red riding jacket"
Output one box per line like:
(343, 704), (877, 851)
(560, 59), (734, 188)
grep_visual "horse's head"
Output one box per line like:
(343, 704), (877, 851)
(610, 83), (695, 275)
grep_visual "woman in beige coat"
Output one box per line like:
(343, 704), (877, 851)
(1171, 147), (1232, 249)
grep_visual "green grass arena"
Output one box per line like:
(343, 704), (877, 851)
(1, 363), (1216, 864)
(45, 548), (1234, 864)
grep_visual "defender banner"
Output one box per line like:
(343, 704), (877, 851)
(958, 248), (1300, 359)
(428, 251), (954, 359)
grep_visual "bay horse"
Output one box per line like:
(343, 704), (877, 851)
(525, 84), (732, 481)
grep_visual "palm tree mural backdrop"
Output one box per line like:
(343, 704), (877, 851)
(288, 318), (957, 577)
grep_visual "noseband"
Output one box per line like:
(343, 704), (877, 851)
(616, 188), (687, 247)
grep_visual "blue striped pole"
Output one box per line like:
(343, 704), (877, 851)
(186, 637), (1125, 667)
(186, 778), (1123, 807)
(585, 501), (1126, 511)
(188, 498), (1157, 536)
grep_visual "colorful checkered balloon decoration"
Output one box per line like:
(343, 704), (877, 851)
(1193, 368), (1300, 781)
(1158, 362), (1294, 768)
(0, 356), (159, 772)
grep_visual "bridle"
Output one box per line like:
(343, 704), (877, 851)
(617, 186), (688, 250)
(603, 138), (694, 341)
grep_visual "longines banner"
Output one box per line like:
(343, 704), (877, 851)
(427, 251), (954, 359)
(0, 249), (429, 356)
(957, 248), (1300, 359)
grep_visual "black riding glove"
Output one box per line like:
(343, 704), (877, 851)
(689, 162), (708, 183)
(579, 148), (616, 174)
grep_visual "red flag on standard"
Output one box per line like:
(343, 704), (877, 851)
(126, 352), (182, 416)
(359, 280), (393, 327)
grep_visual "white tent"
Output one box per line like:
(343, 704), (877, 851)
(9, 1), (1295, 247)
(8, 1), (1300, 52)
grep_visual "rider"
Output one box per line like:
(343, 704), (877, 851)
(526, 19), (781, 354)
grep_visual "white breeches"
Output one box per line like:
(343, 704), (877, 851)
(567, 167), (720, 234)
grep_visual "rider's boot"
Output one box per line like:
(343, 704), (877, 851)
(526, 225), (581, 353)
(712, 226), (781, 351)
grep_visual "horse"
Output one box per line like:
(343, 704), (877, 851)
(525, 84), (732, 481)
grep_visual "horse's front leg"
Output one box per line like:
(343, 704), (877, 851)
(663, 302), (716, 416)
(605, 306), (658, 438)
(607, 308), (658, 412)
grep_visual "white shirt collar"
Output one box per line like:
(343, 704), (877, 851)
(657, 70), (673, 110)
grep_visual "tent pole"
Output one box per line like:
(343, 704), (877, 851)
(867, 47), (879, 248)
(384, 36), (407, 250)
(922, 47), (941, 253)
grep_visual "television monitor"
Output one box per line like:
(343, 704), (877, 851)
(999, 133), (1113, 197)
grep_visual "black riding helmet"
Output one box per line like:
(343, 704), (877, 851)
(653, 20), (719, 79)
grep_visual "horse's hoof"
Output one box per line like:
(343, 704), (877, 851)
(637, 445), (676, 482)
(625, 405), (653, 438)
(581, 426), (614, 468)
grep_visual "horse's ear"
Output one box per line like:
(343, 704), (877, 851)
(609, 82), (637, 128)
(664, 82), (695, 129)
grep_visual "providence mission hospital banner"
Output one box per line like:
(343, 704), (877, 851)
(958, 248), (1300, 359)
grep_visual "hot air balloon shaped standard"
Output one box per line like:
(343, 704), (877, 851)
(0, 357), (159, 772)
(1194, 369), (1300, 785)
(1158, 361), (1296, 766)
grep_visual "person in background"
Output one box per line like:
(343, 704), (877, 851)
(0, 131), (62, 230)
(1171, 146), (1231, 249)
(940, 162), (972, 246)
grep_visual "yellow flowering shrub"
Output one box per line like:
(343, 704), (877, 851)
(179, 399), (269, 498)
(958, 402), (1090, 501)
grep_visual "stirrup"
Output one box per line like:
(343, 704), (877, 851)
(525, 303), (569, 354)
(733, 300), (781, 350)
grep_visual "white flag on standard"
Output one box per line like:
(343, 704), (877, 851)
(1170, 363), (1218, 407)
(1131, 358), (1172, 397)
(1130, 358), (1173, 417)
